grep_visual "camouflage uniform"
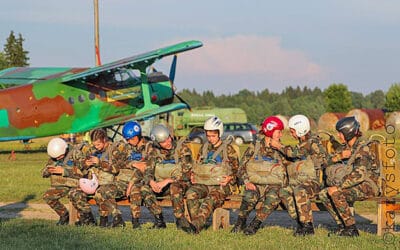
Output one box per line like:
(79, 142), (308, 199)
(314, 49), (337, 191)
(186, 140), (239, 232)
(85, 142), (121, 221)
(319, 138), (380, 230)
(146, 138), (194, 225)
(112, 137), (154, 221)
(282, 133), (328, 229)
(42, 144), (88, 225)
(233, 138), (297, 235)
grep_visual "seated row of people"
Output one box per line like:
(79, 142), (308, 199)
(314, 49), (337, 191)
(42, 115), (381, 237)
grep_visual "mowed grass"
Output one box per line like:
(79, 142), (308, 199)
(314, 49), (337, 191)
(0, 152), (49, 203)
(0, 219), (394, 250)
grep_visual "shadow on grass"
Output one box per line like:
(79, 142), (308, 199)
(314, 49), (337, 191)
(0, 194), (36, 223)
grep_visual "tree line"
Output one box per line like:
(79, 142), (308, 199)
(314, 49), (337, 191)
(177, 84), (400, 124)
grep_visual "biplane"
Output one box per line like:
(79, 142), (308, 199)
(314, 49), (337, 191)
(0, 40), (202, 141)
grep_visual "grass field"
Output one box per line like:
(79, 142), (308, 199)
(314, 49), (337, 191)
(0, 219), (394, 249)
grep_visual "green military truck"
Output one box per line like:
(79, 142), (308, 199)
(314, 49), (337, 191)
(167, 107), (247, 138)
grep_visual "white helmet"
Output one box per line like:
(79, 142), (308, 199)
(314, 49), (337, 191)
(47, 138), (68, 158)
(79, 174), (99, 194)
(288, 114), (310, 137)
(204, 116), (224, 136)
(150, 124), (170, 143)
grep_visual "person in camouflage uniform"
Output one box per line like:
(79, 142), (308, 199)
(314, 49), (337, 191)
(270, 114), (328, 236)
(84, 129), (123, 227)
(319, 116), (381, 237)
(185, 116), (240, 234)
(112, 121), (154, 229)
(231, 116), (297, 235)
(144, 124), (195, 232)
(42, 138), (94, 226)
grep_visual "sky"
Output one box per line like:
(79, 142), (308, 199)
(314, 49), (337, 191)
(1, 0), (399, 95)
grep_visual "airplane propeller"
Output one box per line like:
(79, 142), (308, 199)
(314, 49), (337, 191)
(168, 54), (191, 111)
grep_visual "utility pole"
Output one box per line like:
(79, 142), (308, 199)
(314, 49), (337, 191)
(94, 0), (101, 66)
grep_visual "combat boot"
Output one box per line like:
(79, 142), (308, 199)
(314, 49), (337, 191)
(132, 218), (141, 229)
(99, 216), (108, 227)
(152, 214), (166, 229)
(338, 224), (359, 237)
(56, 212), (69, 226)
(231, 216), (247, 233)
(294, 222), (314, 236)
(112, 214), (126, 228)
(176, 217), (197, 234)
(328, 223), (345, 236)
(243, 218), (262, 236)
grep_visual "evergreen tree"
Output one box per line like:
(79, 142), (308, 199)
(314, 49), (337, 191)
(3, 31), (29, 67)
(0, 52), (7, 70)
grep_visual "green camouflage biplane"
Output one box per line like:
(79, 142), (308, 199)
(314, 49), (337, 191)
(0, 40), (202, 142)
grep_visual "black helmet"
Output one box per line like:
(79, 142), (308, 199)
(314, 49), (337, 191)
(335, 116), (360, 141)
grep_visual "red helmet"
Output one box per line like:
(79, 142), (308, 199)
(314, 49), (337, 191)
(261, 116), (284, 137)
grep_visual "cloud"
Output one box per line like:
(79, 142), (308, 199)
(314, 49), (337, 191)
(177, 35), (327, 83)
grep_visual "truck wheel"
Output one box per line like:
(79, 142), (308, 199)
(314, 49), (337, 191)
(235, 137), (244, 145)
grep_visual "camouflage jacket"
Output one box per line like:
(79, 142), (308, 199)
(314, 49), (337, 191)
(238, 138), (287, 185)
(112, 137), (153, 182)
(83, 142), (119, 185)
(41, 144), (88, 187)
(145, 139), (193, 184)
(282, 133), (328, 170)
(340, 138), (380, 189)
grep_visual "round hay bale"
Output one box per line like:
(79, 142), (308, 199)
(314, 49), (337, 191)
(275, 114), (289, 130)
(386, 111), (400, 131)
(318, 112), (346, 131)
(346, 109), (385, 131)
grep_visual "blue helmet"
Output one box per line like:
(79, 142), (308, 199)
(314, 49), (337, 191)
(122, 121), (142, 139)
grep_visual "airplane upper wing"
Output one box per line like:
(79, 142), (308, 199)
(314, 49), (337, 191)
(0, 40), (202, 86)
(62, 40), (203, 83)
(0, 67), (88, 85)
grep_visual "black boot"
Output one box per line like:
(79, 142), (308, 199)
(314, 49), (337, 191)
(56, 212), (69, 226)
(152, 214), (166, 229)
(75, 212), (96, 226)
(339, 224), (359, 237)
(176, 217), (197, 234)
(112, 214), (126, 228)
(294, 222), (314, 236)
(99, 216), (108, 227)
(132, 218), (141, 229)
(243, 218), (262, 236)
(231, 216), (247, 233)
(328, 223), (345, 236)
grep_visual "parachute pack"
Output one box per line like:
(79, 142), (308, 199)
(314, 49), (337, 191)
(246, 140), (286, 185)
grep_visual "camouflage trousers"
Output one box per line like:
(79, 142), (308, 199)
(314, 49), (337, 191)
(68, 188), (92, 214)
(129, 182), (163, 219)
(170, 181), (191, 219)
(253, 185), (297, 222)
(319, 181), (377, 226)
(94, 184), (120, 217)
(43, 186), (72, 217)
(293, 179), (321, 224)
(186, 184), (230, 230)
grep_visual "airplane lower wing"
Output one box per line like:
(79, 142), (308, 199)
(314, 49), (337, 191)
(96, 102), (189, 129)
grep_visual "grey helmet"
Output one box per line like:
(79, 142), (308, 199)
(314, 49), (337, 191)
(150, 124), (170, 143)
(335, 116), (360, 141)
